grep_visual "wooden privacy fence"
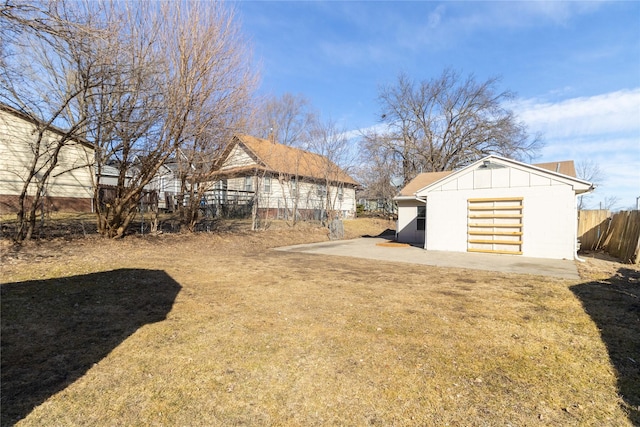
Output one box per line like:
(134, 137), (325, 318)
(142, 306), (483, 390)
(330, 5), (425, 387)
(578, 210), (640, 264)
(578, 210), (610, 251)
(602, 210), (640, 264)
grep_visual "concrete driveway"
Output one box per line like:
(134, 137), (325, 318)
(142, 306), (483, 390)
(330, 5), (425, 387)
(275, 237), (580, 280)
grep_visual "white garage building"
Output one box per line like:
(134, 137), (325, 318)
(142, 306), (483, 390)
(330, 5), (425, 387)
(394, 155), (594, 260)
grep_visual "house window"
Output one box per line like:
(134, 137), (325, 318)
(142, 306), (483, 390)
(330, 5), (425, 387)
(338, 187), (344, 201)
(244, 176), (253, 192)
(417, 205), (426, 231)
(263, 176), (271, 193)
(291, 178), (297, 196)
(317, 184), (327, 197)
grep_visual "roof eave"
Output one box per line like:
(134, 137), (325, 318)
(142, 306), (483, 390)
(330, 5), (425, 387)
(488, 155), (593, 187)
(217, 165), (358, 186)
(414, 155), (594, 196)
(575, 184), (596, 195)
(393, 195), (420, 202)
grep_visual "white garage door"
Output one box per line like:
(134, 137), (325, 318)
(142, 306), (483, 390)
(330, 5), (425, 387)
(467, 197), (523, 255)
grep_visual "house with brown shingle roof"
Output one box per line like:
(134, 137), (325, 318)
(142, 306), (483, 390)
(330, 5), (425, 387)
(394, 155), (594, 260)
(213, 134), (358, 220)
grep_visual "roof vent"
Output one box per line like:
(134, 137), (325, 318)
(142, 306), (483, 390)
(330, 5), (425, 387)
(480, 159), (505, 170)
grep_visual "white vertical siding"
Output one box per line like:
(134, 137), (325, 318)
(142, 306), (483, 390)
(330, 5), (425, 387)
(397, 162), (581, 260)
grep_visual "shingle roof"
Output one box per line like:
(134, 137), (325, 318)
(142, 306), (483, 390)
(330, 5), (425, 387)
(398, 171), (453, 197)
(223, 134), (358, 185)
(397, 159), (579, 197)
(533, 160), (576, 178)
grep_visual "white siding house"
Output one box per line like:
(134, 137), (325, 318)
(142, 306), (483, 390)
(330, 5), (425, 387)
(214, 135), (358, 220)
(143, 163), (181, 211)
(395, 156), (594, 260)
(0, 104), (94, 214)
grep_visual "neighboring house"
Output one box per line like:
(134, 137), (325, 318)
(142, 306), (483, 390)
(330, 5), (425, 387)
(213, 134), (358, 220)
(394, 155), (594, 260)
(357, 197), (397, 216)
(97, 164), (133, 188)
(96, 160), (181, 212)
(95, 163), (147, 211)
(141, 162), (180, 211)
(0, 104), (94, 214)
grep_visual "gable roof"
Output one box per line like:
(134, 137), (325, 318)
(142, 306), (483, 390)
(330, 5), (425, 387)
(397, 156), (591, 198)
(220, 134), (358, 186)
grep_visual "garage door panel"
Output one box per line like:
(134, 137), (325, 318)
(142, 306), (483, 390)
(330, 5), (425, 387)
(468, 198), (523, 255)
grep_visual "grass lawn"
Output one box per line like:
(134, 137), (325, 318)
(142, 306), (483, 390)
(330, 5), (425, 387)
(1, 218), (638, 426)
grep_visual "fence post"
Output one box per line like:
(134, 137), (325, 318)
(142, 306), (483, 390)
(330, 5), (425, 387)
(140, 194), (144, 235)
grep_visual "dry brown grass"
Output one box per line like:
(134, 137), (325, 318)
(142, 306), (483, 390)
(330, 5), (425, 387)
(1, 219), (637, 426)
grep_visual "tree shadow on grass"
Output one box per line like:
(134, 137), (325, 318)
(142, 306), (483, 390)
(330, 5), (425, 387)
(570, 268), (640, 425)
(1, 269), (181, 426)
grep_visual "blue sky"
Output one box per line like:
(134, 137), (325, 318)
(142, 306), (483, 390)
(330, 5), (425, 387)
(236, 1), (640, 209)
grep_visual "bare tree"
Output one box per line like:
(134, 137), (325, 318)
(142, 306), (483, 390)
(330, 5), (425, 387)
(161, 2), (256, 232)
(250, 93), (317, 147)
(306, 119), (357, 226)
(355, 133), (402, 214)
(575, 159), (603, 210)
(273, 155), (304, 227)
(248, 140), (304, 230)
(362, 69), (542, 186)
(81, 1), (173, 238)
(602, 195), (619, 211)
(2, 1), (256, 239)
(1, 1), (109, 241)
(80, 1), (255, 237)
(576, 160), (603, 184)
(246, 93), (319, 229)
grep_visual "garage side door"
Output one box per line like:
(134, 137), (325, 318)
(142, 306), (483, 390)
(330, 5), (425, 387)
(467, 197), (523, 255)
